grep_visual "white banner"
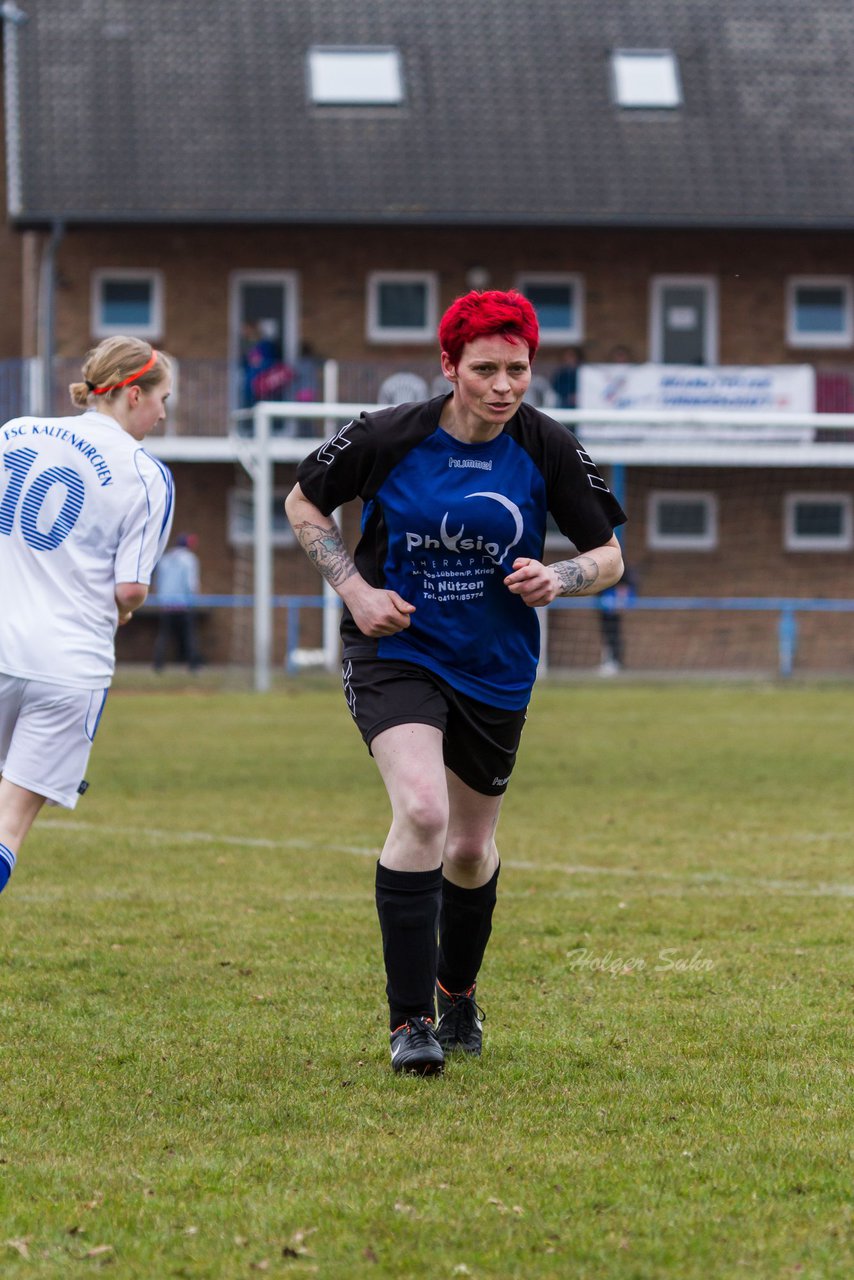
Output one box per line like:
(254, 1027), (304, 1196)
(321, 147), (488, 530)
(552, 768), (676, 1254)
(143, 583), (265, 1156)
(579, 364), (816, 413)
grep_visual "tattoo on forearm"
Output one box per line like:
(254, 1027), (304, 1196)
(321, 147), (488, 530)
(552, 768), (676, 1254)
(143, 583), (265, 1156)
(554, 556), (600, 596)
(294, 520), (357, 589)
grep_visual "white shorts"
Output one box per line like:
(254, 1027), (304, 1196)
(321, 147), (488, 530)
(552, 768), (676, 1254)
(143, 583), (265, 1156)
(0, 675), (108, 809)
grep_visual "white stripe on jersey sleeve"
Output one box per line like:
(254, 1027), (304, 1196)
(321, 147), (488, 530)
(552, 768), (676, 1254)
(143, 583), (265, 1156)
(114, 450), (175, 585)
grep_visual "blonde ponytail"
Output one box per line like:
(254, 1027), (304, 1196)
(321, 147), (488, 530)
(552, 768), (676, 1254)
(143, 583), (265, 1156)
(69, 336), (172, 408)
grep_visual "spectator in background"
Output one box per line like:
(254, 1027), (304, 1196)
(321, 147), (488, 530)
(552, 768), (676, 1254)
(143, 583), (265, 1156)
(550, 345), (584, 408)
(240, 320), (292, 407)
(597, 563), (637, 676)
(292, 341), (323, 403)
(153, 534), (202, 673)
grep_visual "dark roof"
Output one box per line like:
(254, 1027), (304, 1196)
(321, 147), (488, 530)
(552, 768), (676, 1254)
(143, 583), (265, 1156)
(6, 0), (854, 228)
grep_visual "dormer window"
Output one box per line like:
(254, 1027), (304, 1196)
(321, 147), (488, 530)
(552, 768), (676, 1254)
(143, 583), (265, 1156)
(611, 50), (682, 109)
(308, 47), (404, 105)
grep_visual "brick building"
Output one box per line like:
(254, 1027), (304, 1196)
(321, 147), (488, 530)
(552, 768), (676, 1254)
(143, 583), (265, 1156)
(2, 0), (854, 670)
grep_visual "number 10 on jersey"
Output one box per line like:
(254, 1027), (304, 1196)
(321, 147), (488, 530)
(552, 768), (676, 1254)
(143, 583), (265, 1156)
(1, 447), (86, 551)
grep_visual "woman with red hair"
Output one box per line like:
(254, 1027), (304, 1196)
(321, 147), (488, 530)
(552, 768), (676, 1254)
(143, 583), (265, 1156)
(286, 289), (625, 1075)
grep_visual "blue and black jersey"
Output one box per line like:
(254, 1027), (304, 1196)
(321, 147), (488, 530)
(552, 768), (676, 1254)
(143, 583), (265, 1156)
(297, 396), (626, 710)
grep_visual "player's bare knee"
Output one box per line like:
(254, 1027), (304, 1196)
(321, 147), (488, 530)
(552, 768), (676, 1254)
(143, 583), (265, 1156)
(396, 789), (448, 843)
(443, 836), (493, 871)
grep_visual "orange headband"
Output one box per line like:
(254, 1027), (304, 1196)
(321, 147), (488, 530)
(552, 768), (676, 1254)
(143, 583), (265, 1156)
(89, 350), (159, 395)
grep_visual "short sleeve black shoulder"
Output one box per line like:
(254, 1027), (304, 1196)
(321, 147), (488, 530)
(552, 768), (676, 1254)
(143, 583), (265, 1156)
(295, 399), (626, 709)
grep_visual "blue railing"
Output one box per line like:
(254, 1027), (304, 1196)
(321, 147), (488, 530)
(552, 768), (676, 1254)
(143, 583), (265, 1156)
(550, 596), (854, 677)
(147, 593), (854, 678)
(146, 593), (336, 675)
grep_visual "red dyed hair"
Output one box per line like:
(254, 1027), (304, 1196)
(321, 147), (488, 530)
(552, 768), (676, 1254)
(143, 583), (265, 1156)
(438, 289), (539, 368)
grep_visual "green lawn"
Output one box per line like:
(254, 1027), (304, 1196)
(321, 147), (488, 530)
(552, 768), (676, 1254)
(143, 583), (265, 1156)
(1, 679), (852, 1278)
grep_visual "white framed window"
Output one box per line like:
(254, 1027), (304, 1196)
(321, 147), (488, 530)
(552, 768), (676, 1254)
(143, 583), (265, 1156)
(515, 273), (584, 345)
(308, 47), (403, 105)
(92, 269), (164, 339)
(228, 488), (297, 548)
(367, 272), (437, 343)
(650, 275), (718, 365)
(611, 50), (682, 109)
(784, 493), (853, 552)
(648, 491), (718, 550)
(786, 277), (854, 349)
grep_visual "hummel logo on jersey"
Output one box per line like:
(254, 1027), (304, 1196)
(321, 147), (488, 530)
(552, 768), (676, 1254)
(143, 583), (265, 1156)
(317, 422), (355, 465)
(448, 457), (492, 471)
(576, 448), (611, 492)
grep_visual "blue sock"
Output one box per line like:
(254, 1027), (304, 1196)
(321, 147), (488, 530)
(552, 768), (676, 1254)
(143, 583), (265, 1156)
(0, 843), (16, 893)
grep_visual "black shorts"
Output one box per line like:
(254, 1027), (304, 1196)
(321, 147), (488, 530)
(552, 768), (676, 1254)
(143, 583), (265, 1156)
(342, 658), (527, 796)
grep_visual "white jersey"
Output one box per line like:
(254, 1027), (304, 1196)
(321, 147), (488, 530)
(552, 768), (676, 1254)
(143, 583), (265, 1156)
(0, 409), (174, 689)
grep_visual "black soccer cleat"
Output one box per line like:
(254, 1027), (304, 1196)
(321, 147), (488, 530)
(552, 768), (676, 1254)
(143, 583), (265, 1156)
(390, 1016), (445, 1075)
(436, 982), (485, 1056)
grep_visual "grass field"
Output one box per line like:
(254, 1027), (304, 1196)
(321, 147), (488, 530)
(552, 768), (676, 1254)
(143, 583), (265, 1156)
(1, 677), (852, 1279)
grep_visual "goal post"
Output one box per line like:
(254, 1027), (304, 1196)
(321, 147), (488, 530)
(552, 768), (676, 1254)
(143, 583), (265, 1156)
(228, 400), (359, 689)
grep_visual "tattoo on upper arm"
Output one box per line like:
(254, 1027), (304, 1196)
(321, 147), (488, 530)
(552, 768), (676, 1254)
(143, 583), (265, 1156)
(554, 556), (600, 596)
(294, 520), (357, 588)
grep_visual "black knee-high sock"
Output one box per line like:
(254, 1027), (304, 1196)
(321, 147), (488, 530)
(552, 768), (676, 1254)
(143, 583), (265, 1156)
(437, 863), (500, 994)
(375, 862), (443, 1030)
